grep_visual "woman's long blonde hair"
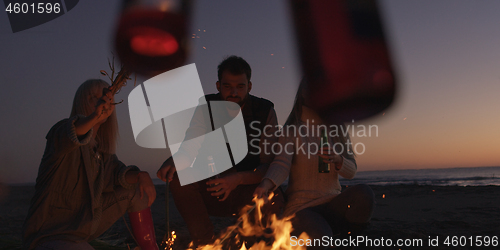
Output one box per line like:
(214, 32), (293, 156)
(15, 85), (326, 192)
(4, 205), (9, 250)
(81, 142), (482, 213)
(70, 79), (118, 154)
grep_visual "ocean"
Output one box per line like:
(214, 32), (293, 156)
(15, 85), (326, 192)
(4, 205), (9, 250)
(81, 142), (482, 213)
(149, 166), (500, 187)
(340, 166), (500, 186)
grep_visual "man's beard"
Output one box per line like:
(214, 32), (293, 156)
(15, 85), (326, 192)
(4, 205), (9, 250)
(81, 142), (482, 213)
(226, 95), (246, 108)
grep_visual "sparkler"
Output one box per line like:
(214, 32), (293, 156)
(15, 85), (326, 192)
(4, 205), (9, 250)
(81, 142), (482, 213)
(160, 229), (176, 250)
(100, 56), (135, 105)
(159, 118), (175, 249)
(159, 179), (176, 250)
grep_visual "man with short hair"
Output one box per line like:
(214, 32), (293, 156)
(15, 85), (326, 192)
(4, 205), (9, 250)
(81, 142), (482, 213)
(157, 55), (283, 246)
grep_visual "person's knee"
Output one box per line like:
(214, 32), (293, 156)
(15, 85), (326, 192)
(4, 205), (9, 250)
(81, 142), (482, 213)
(349, 184), (375, 223)
(128, 186), (149, 212)
(353, 184), (375, 206)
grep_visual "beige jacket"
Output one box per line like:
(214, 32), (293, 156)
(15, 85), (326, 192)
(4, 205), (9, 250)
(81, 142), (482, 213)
(264, 106), (357, 216)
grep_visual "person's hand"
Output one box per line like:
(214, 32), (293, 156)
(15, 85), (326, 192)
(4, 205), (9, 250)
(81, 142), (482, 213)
(206, 173), (242, 201)
(318, 146), (343, 170)
(137, 172), (156, 207)
(94, 88), (115, 123)
(74, 88), (115, 137)
(253, 179), (275, 204)
(157, 157), (176, 182)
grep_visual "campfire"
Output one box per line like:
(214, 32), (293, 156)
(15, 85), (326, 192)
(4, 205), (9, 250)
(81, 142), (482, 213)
(187, 195), (309, 250)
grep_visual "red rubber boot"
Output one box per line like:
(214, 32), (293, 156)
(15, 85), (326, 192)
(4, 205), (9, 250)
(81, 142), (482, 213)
(128, 207), (159, 250)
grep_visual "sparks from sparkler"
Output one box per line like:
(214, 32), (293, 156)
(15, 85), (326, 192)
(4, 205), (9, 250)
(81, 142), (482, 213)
(161, 231), (176, 250)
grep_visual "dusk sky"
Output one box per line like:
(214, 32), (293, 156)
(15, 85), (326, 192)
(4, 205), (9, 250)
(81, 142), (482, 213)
(1, 0), (499, 184)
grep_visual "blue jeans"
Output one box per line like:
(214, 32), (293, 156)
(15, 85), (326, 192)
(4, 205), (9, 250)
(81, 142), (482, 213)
(291, 184), (375, 249)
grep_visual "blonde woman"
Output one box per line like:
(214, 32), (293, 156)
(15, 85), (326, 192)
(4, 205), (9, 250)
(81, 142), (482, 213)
(23, 79), (159, 250)
(254, 80), (375, 248)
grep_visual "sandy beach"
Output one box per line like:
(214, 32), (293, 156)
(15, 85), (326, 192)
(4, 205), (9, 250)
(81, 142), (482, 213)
(1, 184), (499, 250)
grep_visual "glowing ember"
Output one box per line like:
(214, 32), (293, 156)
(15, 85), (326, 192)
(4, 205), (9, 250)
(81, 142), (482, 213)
(161, 231), (176, 250)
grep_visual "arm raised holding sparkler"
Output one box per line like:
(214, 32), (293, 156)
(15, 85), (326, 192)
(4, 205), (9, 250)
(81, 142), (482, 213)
(22, 75), (160, 250)
(73, 88), (115, 136)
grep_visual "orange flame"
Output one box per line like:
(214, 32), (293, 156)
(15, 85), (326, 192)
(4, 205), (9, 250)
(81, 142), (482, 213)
(193, 195), (308, 250)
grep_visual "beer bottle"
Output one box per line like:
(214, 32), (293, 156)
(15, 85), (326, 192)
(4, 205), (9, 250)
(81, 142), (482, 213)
(207, 156), (221, 198)
(114, 0), (191, 76)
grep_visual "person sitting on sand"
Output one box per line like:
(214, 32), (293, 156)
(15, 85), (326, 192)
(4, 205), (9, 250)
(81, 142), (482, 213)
(23, 79), (159, 250)
(157, 56), (284, 247)
(254, 79), (376, 248)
